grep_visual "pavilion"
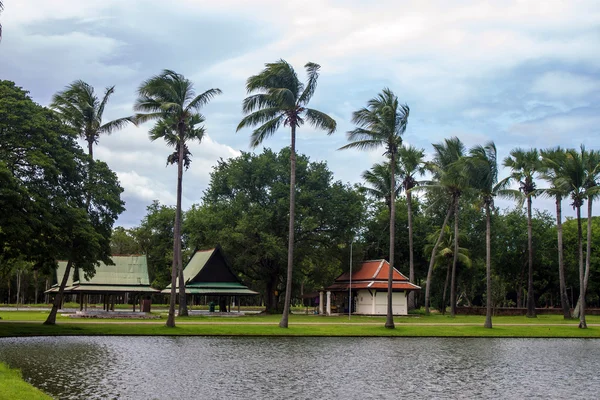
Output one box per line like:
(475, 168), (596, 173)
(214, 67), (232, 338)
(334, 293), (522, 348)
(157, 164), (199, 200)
(46, 255), (160, 312)
(162, 246), (258, 312)
(321, 259), (420, 315)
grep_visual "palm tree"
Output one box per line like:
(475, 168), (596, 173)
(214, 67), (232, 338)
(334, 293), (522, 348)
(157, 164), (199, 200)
(502, 148), (540, 318)
(361, 161), (401, 210)
(340, 88), (409, 329)
(467, 142), (515, 328)
(51, 80), (134, 159)
(539, 147), (571, 319)
(422, 137), (468, 316)
(583, 149), (600, 316)
(135, 70), (221, 327)
(237, 60), (336, 328)
(424, 226), (470, 314)
(398, 145), (426, 310)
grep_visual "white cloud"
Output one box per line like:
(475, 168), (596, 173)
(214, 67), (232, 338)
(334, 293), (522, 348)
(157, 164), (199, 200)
(531, 72), (600, 99)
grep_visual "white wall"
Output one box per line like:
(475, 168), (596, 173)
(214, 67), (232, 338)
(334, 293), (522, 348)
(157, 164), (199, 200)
(355, 289), (407, 315)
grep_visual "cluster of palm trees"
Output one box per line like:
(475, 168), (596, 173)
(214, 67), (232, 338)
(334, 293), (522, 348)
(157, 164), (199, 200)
(48, 59), (598, 330)
(360, 132), (599, 329)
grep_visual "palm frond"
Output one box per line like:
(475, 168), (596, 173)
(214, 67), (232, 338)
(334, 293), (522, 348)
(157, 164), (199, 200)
(97, 86), (116, 121)
(304, 108), (336, 134)
(237, 108), (283, 132)
(297, 62), (320, 105)
(186, 88), (222, 112)
(338, 139), (384, 152)
(249, 115), (285, 148)
(99, 116), (135, 135)
(242, 94), (278, 114)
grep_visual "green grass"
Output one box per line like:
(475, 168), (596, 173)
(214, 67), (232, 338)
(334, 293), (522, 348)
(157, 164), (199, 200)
(0, 363), (52, 400)
(0, 311), (599, 338)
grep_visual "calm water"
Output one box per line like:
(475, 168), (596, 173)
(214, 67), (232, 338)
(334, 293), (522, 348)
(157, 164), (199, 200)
(0, 336), (598, 399)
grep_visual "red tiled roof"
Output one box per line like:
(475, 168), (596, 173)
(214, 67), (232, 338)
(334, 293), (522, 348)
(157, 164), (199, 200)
(326, 259), (420, 292)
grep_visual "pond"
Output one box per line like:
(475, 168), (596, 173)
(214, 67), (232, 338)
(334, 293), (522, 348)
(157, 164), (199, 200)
(0, 336), (598, 399)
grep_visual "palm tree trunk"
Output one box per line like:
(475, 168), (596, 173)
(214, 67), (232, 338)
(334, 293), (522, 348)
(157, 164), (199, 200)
(88, 139), (94, 160)
(177, 139), (188, 317)
(44, 259), (73, 325)
(442, 259), (451, 314)
(450, 194), (460, 317)
(577, 204), (587, 328)
(584, 199), (592, 295)
(425, 199), (454, 314)
(556, 195), (571, 319)
(279, 125), (297, 328)
(407, 189), (416, 310)
(484, 202), (492, 328)
(385, 151), (396, 329)
(526, 195), (536, 318)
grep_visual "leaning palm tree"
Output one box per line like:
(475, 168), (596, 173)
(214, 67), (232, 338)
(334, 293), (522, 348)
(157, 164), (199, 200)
(501, 148), (540, 318)
(539, 147), (571, 319)
(361, 161), (401, 210)
(237, 60), (336, 328)
(424, 226), (470, 315)
(467, 142), (516, 328)
(422, 137), (468, 316)
(135, 69), (221, 327)
(340, 88), (409, 329)
(398, 145), (426, 310)
(51, 80), (134, 159)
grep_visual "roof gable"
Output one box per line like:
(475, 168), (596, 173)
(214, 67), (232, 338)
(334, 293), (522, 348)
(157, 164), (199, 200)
(335, 260), (408, 282)
(182, 246), (240, 285)
(56, 255), (151, 286)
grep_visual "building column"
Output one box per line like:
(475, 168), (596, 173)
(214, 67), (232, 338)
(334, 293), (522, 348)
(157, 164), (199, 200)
(326, 291), (331, 316)
(372, 291), (376, 314)
(319, 291), (324, 315)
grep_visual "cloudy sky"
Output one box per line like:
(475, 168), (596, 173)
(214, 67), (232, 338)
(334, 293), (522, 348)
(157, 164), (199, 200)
(1, 0), (599, 227)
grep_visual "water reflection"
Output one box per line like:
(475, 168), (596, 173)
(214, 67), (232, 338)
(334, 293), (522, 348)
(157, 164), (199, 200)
(0, 336), (598, 399)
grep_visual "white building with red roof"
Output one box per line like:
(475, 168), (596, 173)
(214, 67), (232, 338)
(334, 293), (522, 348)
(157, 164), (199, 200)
(322, 259), (420, 315)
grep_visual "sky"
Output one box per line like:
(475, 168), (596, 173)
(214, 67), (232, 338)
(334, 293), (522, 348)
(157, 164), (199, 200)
(1, 0), (599, 227)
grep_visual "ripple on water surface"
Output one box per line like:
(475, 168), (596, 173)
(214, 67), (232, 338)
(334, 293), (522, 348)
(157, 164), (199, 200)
(0, 336), (598, 399)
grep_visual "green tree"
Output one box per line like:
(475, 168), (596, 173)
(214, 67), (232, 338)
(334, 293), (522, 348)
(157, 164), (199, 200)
(539, 147), (571, 318)
(134, 70), (221, 326)
(50, 80), (134, 159)
(110, 227), (142, 255)
(502, 148), (540, 318)
(237, 60), (336, 328)
(185, 149), (362, 313)
(399, 145), (426, 310)
(422, 137), (467, 316)
(340, 88), (409, 329)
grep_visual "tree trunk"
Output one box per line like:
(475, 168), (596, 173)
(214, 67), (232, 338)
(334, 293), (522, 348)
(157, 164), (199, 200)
(556, 195), (571, 319)
(34, 269), (39, 305)
(450, 194), (460, 317)
(441, 259), (451, 314)
(577, 204), (587, 328)
(484, 202), (493, 329)
(425, 200), (454, 314)
(177, 137), (188, 317)
(407, 189), (416, 311)
(526, 195), (536, 318)
(44, 260), (73, 325)
(385, 151), (396, 329)
(279, 125), (297, 328)
(584, 200), (592, 296)
(88, 139), (94, 160)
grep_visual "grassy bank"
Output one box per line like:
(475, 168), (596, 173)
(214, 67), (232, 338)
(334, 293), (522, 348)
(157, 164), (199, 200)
(0, 311), (599, 338)
(0, 363), (52, 400)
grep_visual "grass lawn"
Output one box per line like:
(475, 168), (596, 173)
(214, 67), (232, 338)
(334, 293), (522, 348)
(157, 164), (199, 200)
(0, 310), (599, 338)
(0, 363), (52, 400)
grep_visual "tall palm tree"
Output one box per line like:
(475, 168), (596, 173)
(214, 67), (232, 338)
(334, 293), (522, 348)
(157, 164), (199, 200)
(135, 70), (221, 327)
(467, 142), (515, 328)
(237, 60), (336, 328)
(422, 137), (467, 316)
(560, 147), (588, 327)
(340, 88), (409, 329)
(51, 80), (134, 159)
(398, 145), (426, 310)
(502, 148), (540, 318)
(539, 147), (571, 319)
(424, 226), (470, 314)
(361, 161), (401, 210)
(583, 149), (600, 313)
